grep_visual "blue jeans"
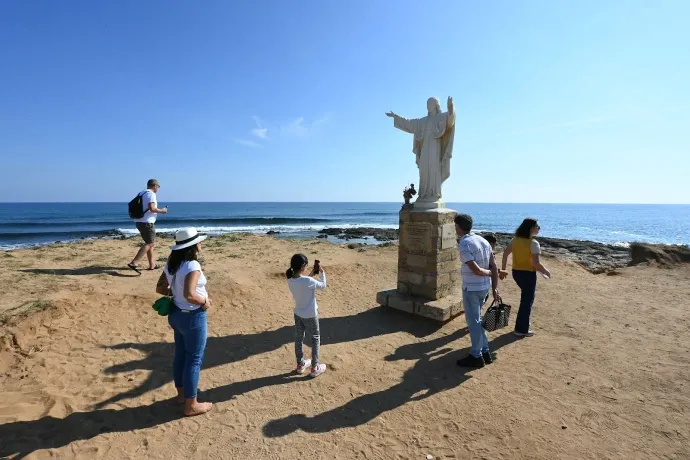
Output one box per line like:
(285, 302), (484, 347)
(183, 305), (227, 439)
(168, 309), (207, 399)
(512, 270), (537, 334)
(463, 287), (490, 358)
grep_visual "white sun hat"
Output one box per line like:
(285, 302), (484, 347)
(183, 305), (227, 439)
(170, 227), (208, 250)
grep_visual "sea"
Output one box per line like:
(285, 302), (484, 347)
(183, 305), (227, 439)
(0, 202), (688, 251)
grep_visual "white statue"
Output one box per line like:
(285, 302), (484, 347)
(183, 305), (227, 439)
(386, 97), (455, 208)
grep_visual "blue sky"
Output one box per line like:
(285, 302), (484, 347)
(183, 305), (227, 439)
(1, 0), (688, 203)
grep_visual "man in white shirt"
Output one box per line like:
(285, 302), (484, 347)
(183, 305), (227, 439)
(454, 213), (500, 369)
(128, 179), (168, 274)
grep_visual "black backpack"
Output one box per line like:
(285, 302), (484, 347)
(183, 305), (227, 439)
(128, 192), (146, 219)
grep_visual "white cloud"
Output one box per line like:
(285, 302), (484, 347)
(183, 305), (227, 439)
(233, 138), (263, 148)
(280, 114), (330, 137)
(251, 116), (268, 139)
(312, 113), (331, 126)
(238, 114), (330, 142)
(251, 127), (268, 139)
(281, 117), (307, 137)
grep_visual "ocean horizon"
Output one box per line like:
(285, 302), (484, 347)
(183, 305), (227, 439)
(1, 202), (688, 250)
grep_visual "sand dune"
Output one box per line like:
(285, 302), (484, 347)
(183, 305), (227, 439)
(1, 234), (689, 459)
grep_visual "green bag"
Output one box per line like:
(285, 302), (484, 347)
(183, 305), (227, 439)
(152, 272), (175, 316)
(152, 296), (174, 316)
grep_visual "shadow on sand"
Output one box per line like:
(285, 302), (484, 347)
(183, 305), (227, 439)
(20, 266), (139, 278)
(0, 371), (299, 458)
(94, 306), (443, 408)
(0, 316), (521, 458)
(262, 331), (520, 437)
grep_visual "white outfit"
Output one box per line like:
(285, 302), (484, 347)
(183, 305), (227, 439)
(164, 260), (207, 311)
(135, 190), (157, 224)
(288, 272), (327, 318)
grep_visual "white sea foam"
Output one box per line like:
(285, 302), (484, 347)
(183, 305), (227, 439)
(115, 223), (399, 237)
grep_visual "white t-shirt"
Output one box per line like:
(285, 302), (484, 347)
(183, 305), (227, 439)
(459, 234), (492, 292)
(135, 190), (157, 224)
(288, 272), (327, 318)
(531, 239), (541, 254)
(164, 261), (207, 311)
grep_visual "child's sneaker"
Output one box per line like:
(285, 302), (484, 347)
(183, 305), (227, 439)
(296, 359), (312, 374)
(309, 363), (326, 378)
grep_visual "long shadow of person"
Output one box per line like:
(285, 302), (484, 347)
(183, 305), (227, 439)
(0, 332), (518, 458)
(20, 267), (138, 278)
(94, 306), (443, 409)
(0, 371), (298, 459)
(262, 331), (520, 437)
(385, 326), (469, 362)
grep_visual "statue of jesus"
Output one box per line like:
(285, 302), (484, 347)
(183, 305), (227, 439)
(386, 97), (455, 207)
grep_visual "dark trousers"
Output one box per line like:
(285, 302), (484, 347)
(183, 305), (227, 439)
(512, 270), (537, 333)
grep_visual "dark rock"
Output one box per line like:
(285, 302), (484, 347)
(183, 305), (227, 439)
(477, 232), (632, 274)
(266, 230), (280, 235)
(318, 227), (399, 242)
(316, 234), (328, 239)
(347, 243), (365, 250)
(315, 228), (688, 275)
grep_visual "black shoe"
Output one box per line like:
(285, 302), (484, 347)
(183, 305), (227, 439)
(482, 352), (495, 364)
(456, 354), (485, 368)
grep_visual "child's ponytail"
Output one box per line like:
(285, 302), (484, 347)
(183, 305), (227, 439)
(286, 253), (308, 279)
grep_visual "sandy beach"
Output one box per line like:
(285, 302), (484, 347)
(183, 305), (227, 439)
(1, 234), (689, 459)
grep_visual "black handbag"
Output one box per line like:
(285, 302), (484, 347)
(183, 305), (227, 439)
(482, 299), (512, 332)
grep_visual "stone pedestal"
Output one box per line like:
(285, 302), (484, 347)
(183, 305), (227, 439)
(376, 206), (463, 322)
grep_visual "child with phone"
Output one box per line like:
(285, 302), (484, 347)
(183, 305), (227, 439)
(285, 254), (327, 378)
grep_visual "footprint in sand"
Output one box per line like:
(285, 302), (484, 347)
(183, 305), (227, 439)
(577, 409), (619, 431)
(0, 391), (57, 423)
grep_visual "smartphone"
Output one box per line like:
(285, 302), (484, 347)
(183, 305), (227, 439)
(313, 259), (321, 274)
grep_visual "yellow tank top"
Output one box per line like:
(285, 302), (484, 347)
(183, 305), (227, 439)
(512, 237), (535, 271)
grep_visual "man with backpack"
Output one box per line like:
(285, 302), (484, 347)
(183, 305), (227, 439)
(127, 179), (168, 274)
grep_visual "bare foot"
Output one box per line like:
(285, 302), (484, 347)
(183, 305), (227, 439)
(184, 401), (213, 417)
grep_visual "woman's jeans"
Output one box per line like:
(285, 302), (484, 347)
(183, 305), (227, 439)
(168, 309), (207, 399)
(512, 270), (537, 334)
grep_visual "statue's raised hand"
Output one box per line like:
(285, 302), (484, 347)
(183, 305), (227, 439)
(385, 111), (396, 118)
(447, 96), (454, 112)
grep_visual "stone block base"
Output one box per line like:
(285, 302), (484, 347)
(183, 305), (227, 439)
(376, 288), (463, 322)
(397, 207), (460, 300)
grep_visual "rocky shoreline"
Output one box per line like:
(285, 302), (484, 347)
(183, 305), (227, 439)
(317, 227), (399, 241)
(483, 232), (631, 274)
(313, 227), (689, 274)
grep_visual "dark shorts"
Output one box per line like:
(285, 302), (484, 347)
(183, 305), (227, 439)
(135, 222), (156, 244)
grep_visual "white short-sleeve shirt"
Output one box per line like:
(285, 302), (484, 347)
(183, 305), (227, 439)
(458, 233), (493, 292)
(531, 239), (541, 254)
(164, 261), (207, 311)
(135, 190), (157, 224)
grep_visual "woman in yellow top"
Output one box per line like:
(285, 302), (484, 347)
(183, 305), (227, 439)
(499, 218), (551, 337)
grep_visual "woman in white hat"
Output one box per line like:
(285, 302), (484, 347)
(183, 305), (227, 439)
(155, 227), (213, 416)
